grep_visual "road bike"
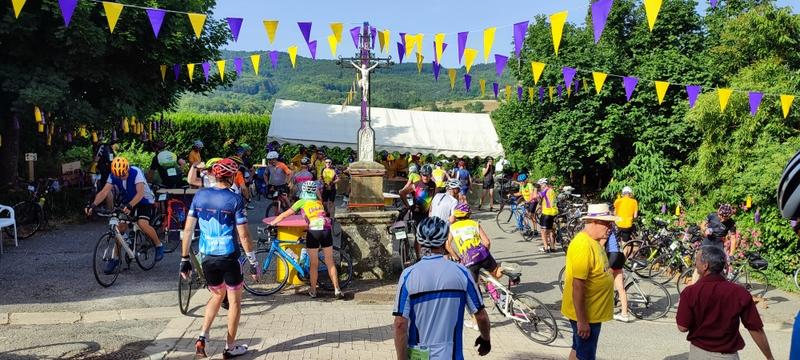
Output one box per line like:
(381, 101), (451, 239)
(479, 266), (558, 344)
(92, 207), (158, 287)
(677, 250), (770, 298)
(5, 178), (57, 239)
(152, 186), (194, 254)
(554, 203), (584, 252)
(242, 226), (354, 296)
(389, 206), (417, 269)
(495, 196), (535, 241)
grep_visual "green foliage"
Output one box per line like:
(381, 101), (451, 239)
(463, 102), (485, 113)
(158, 112), (271, 161)
(115, 141), (154, 170)
(602, 141), (680, 212)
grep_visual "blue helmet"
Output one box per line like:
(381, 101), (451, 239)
(517, 174), (528, 182)
(416, 217), (449, 248)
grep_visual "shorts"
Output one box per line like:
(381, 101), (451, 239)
(132, 203), (154, 222)
(467, 254), (498, 279)
(539, 214), (555, 229)
(617, 227), (634, 244)
(607, 251), (626, 270)
(459, 186), (469, 195)
(322, 188), (336, 202)
(482, 178), (494, 190)
(526, 201), (538, 214)
(306, 229), (333, 249)
(569, 320), (602, 360)
(202, 254), (244, 291)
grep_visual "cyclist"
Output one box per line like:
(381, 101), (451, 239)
(312, 150), (327, 180)
(777, 149), (800, 360)
(393, 216), (491, 360)
(702, 204), (736, 253)
(538, 178), (559, 253)
(290, 157), (314, 201)
(188, 140), (204, 165)
(399, 164), (437, 224)
(407, 164), (421, 184)
(454, 160), (472, 204)
(430, 180), (460, 223)
(187, 157), (222, 188)
(290, 145), (308, 170)
(602, 230), (630, 323)
(147, 141), (185, 189)
(179, 157), (258, 359)
(228, 156), (252, 207)
(513, 174), (538, 237)
(268, 181), (344, 299)
(85, 157), (164, 273)
(320, 158), (339, 218)
(431, 161), (448, 189)
(264, 151), (292, 207)
(478, 157), (495, 212)
(613, 186), (638, 245)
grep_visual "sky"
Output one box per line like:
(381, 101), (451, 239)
(211, 0), (797, 68)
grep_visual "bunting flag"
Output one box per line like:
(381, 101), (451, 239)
(655, 81), (669, 105)
(350, 26), (360, 48)
(216, 60), (225, 81)
(308, 40), (318, 59)
(506, 85), (512, 101)
(623, 76), (638, 101)
(433, 42), (448, 64)
(562, 66), (577, 89)
(749, 91), (763, 116)
(549, 86), (555, 101)
(583, 78), (590, 93)
(122, 117), (129, 133)
(202, 61), (210, 81)
(187, 63), (195, 82)
(187, 13), (206, 38)
(492, 82), (499, 98)
(328, 35), (338, 57)
(746, 195), (752, 209)
(264, 20), (279, 44)
(405, 33), (417, 57)
(288, 45), (298, 68)
(251, 54), (261, 75)
(11, 0), (26, 18)
(710, 0), (719, 8)
(399, 32), (407, 47)
(102, 1), (124, 33)
(160, 64), (167, 82)
(464, 48), (477, 73)
(686, 85), (701, 108)
(448, 69), (457, 90)
(330, 22), (343, 43)
(397, 43), (405, 64)
(718, 88), (732, 112)
(531, 62), (545, 85)
(592, 72), (607, 94)
(378, 30), (387, 52)
(226, 17), (243, 42)
(644, 0), (663, 31)
(483, 27), (496, 63)
(556, 84), (563, 98)
(513, 21), (529, 57)
(495, 54), (508, 77)
(528, 87), (535, 102)
(58, 0), (78, 27)
(416, 52), (424, 73)
(415, 34), (424, 55)
(457, 32), (468, 64)
(234, 57), (243, 76)
(539, 86), (546, 102)
(34, 106), (42, 122)
(517, 86), (523, 101)
(480, 79), (486, 97)
(781, 95), (795, 118)
(465, 74), (472, 92)
(434, 33), (446, 64)
(591, 0), (613, 43)
(173, 64), (180, 80)
(269, 51), (279, 69)
(146, 9), (166, 39)
(433, 62), (441, 80)
(298, 22), (312, 44)
(550, 11), (568, 56)
(370, 27), (377, 49)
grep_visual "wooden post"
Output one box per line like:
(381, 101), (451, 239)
(27, 160), (34, 182)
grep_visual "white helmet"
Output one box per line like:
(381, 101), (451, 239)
(301, 180), (317, 193)
(266, 151), (279, 160)
(446, 180), (461, 189)
(562, 186), (575, 193)
(193, 140), (204, 149)
(622, 186), (633, 195)
(536, 178), (548, 185)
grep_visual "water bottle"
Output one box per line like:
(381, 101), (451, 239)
(38, 197), (45, 207)
(285, 248), (298, 261)
(299, 248), (308, 267)
(486, 282), (500, 301)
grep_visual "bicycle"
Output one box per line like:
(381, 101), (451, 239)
(264, 185), (291, 218)
(153, 186), (195, 254)
(495, 196), (535, 241)
(92, 207), (158, 287)
(677, 251), (770, 299)
(242, 226), (354, 296)
(6, 178), (57, 239)
(479, 265), (558, 344)
(389, 206), (418, 269)
(554, 203), (584, 252)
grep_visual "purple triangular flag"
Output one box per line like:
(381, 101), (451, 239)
(591, 0), (613, 44)
(269, 51), (279, 69)
(308, 40), (318, 59)
(298, 22), (312, 44)
(492, 83), (499, 98)
(513, 21), (529, 57)
(557, 85), (563, 98)
(234, 57), (243, 76)
(517, 86), (523, 101)
(457, 32), (468, 64)
(370, 27), (377, 49)
(575, 78), (581, 92)
(710, 0), (718, 8)
(465, 74), (472, 92)
(433, 63), (441, 80)
(153, 120), (159, 132)
(495, 54), (508, 77)
(66, 131), (72, 143)
(686, 85), (701, 108)
(112, 129), (117, 141)
(146, 9), (166, 39)
(623, 76), (638, 101)
(562, 66), (577, 89)
(58, 0), (78, 27)
(754, 208), (760, 223)
(397, 43), (405, 64)
(749, 91), (763, 116)
(226, 18), (243, 42)
(399, 32), (407, 47)
(350, 27), (360, 48)
(539, 87), (545, 102)
(173, 64), (180, 81)
(202, 62), (211, 82)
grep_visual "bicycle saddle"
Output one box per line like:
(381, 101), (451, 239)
(502, 270), (522, 285)
(630, 259), (648, 270)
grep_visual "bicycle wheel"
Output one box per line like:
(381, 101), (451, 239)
(555, 227), (569, 253)
(159, 214), (182, 253)
(676, 268), (695, 294)
(621, 240), (643, 271)
(795, 267), (799, 291)
(520, 216), (535, 241)
(318, 246), (354, 291)
(733, 269), (769, 300)
(134, 231), (157, 271)
(495, 207), (516, 234)
(178, 272), (196, 315)
(645, 253), (671, 282)
(625, 277), (671, 320)
(631, 245), (660, 278)
(243, 249), (288, 296)
(93, 233), (121, 287)
(557, 265), (566, 293)
(11, 201), (42, 239)
(510, 294), (559, 345)
(399, 238), (417, 268)
(264, 201), (280, 218)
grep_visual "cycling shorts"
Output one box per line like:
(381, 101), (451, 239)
(526, 201), (538, 214)
(132, 203), (154, 222)
(467, 254), (498, 280)
(607, 251), (626, 270)
(202, 254), (244, 291)
(322, 188), (336, 202)
(482, 177), (494, 190)
(539, 214), (555, 229)
(306, 229), (333, 249)
(617, 227), (634, 244)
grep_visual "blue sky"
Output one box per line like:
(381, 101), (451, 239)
(212, 0), (796, 67)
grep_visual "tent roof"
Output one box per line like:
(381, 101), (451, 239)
(268, 99), (504, 158)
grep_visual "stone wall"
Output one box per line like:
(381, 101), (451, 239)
(334, 210), (399, 280)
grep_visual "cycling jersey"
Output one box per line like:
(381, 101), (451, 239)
(540, 188), (559, 216)
(450, 219), (482, 256)
(613, 197), (638, 229)
(429, 193), (457, 222)
(432, 168), (447, 188)
(188, 187), (248, 256)
(393, 255), (484, 360)
(267, 161), (291, 186)
(291, 198), (331, 231)
(291, 169), (314, 198)
(519, 183), (535, 202)
(456, 168), (470, 189)
(408, 173), (421, 184)
(107, 166), (155, 205)
(321, 168), (337, 186)
(413, 180), (437, 214)
(150, 150), (183, 188)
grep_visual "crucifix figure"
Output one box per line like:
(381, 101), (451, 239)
(350, 60), (379, 102)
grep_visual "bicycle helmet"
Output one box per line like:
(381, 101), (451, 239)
(446, 180), (461, 190)
(419, 164), (433, 176)
(229, 155), (244, 165)
(212, 158), (238, 178)
(562, 185), (575, 194)
(110, 157), (130, 177)
(778, 149), (800, 219)
(205, 157), (222, 168)
(453, 203), (471, 218)
(622, 186), (633, 195)
(416, 216), (449, 248)
(193, 140), (204, 149)
(717, 203), (734, 218)
(240, 143), (252, 151)
(300, 156), (310, 165)
(517, 174), (528, 182)
(409, 164), (419, 174)
(537, 178), (548, 185)
(434, 161), (443, 167)
(301, 181), (318, 198)
(266, 151), (279, 160)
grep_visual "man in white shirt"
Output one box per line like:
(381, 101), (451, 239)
(430, 180), (461, 223)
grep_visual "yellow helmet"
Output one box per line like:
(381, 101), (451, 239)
(205, 157), (222, 168)
(111, 157), (130, 177)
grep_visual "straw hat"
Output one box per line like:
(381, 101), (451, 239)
(582, 203), (621, 222)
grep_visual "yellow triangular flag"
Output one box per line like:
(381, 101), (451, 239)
(216, 60), (226, 81)
(505, 85), (512, 101)
(38, 123), (44, 133)
(718, 88), (733, 112)
(528, 87), (535, 102)
(592, 72), (607, 94)
(330, 22), (343, 43)
(483, 27), (496, 63)
(415, 33), (424, 55)
(405, 33), (417, 57)
(435, 33), (446, 64)
(11, 0), (26, 18)
(377, 31), (386, 53)
(548, 86), (554, 101)
(416, 52), (424, 73)
(102, 1), (124, 33)
(531, 62), (546, 85)
(187, 13), (207, 39)
(34, 106), (42, 122)
(480, 79), (486, 97)
(746, 195), (752, 209)
(550, 11), (568, 56)
(675, 203), (681, 216)
(328, 35), (338, 57)
(644, 0), (663, 31)
(160, 65), (167, 82)
(288, 45), (298, 68)
(263, 20), (279, 44)
(655, 81), (669, 105)
(448, 69), (457, 90)
(92, 131), (98, 143)
(250, 54), (260, 75)
(464, 48), (477, 74)
(122, 117), (129, 133)
(583, 78), (590, 93)
(781, 95), (795, 118)
(187, 63), (195, 82)
(381, 30), (390, 53)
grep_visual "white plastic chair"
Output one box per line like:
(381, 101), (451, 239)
(0, 205), (18, 254)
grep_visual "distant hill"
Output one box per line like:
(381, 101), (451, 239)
(176, 50), (517, 114)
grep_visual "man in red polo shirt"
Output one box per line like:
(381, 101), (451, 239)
(676, 245), (774, 360)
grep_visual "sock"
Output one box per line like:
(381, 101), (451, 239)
(199, 331), (208, 339)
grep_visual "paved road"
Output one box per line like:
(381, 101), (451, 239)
(0, 201), (797, 359)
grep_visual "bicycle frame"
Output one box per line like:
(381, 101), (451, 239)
(106, 215), (139, 260)
(262, 238), (310, 279)
(479, 270), (530, 323)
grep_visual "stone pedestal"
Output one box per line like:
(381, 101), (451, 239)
(335, 210), (398, 279)
(348, 160), (386, 212)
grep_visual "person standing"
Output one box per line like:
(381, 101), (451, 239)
(393, 216), (491, 360)
(320, 158), (339, 218)
(538, 178), (559, 253)
(290, 157), (314, 201)
(611, 186), (637, 323)
(478, 157), (495, 212)
(429, 180), (460, 223)
(676, 245), (774, 360)
(188, 140), (204, 165)
(613, 186), (638, 245)
(702, 204), (736, 252)
(148, 141), (185, 188)
(561, 203), (617, 360)
(455, 160), (472, 204)
(431, 161), (449, 189)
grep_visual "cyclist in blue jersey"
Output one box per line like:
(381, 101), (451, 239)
(86, 157), (164, 274)
(393, 216), (491, 360)
(179, 157), (258, 359)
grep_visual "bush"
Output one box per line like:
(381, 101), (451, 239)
(158, 112), (271, 161)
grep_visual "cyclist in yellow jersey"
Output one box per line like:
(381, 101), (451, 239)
(320, 159), (339, 218)
(537, 178), (559, 253)
(407, 164), (421, 184)
(513, 174), (539, 236)
(613, 186), (638, 244)
(431, 161), (448, 189)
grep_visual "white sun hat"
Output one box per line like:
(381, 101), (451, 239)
(582, 203), (621, 222)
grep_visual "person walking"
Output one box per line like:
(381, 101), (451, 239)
(611, 186), (637, 323)
(613, 186), (638, 245)
(455, 160), (472, 204)
(393, 216), (491, 360)
(478, 157), (495, 212)
(561, 203), (617, 360)
(676, 245), (774, 360)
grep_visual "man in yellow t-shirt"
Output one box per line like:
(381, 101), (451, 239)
(613, 186), (639, 245)
(561, 203), (617, 360)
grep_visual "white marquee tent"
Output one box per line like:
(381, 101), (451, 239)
(268, 99), (504, 158)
